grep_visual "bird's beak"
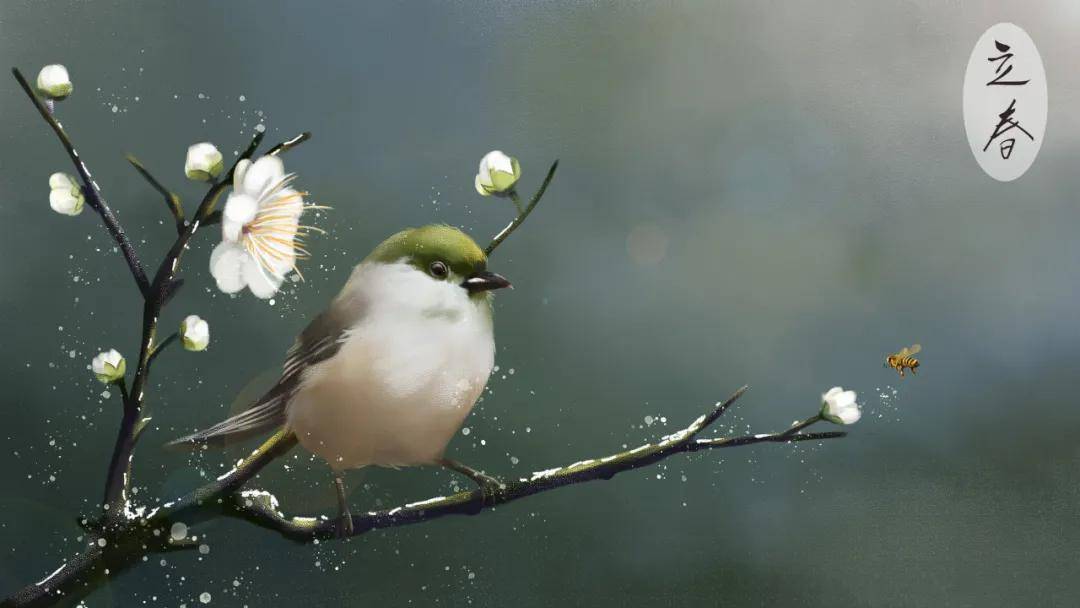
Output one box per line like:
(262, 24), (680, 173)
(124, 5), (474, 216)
(462, 270), (512, 294)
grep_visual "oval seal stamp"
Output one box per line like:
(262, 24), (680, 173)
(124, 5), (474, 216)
(963, 23), (1047, 182)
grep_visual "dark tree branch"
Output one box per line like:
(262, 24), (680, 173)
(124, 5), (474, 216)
(125, 155), (185, 233)
(220, 387), (846, 541)
(12, 68), (150, 297)
(160, 278), (185, 306)
(162, 430), (299, 518)
(485, 160), (558, 255)
(100, 129), (269, 520)
(99, 128), (311, 521)
(0, 388), (847, 607)
(3, 72), (320, 603)
(99, 129), (306, 517)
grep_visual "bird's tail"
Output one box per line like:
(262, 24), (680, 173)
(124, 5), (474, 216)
(165, 398), (287, 450)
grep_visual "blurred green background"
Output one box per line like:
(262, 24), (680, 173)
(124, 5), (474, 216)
(2, 1), (1079, 605)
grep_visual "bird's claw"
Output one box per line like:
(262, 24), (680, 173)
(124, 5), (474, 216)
(440, 458), (505, 502)
(467, 472), (507, 505)
(335, 514), (355, 539)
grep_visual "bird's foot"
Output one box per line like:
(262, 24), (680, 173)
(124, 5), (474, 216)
(332, 475), (355, 539)
(440, 458), (506, 500)
(472, 471), (507, 498)
(335, 512), (355, 539)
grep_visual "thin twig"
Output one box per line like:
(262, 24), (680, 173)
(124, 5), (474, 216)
(147, 332), (179, 367)
(267, 131), (312, 156)
(126, 155), (185, 232)
(508, 189), (526, 215)
(201, 210), (222, 226)
(12, 68), (150, 296)
(779, 414), (823, 438)
(485, 160), (559, 255)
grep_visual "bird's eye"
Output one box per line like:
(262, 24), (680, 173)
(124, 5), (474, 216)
(429, 260), (448, 278)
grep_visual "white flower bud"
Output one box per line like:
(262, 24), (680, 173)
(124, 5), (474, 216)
(180, 315), (210, 352)
(184, 143), (224, 182)
(36, 64), (73, 100)
(821, 386), (860, 425)
(474, 150), (521, 197)
(91, 349), (126, 384)
(48, 172), (84, 216)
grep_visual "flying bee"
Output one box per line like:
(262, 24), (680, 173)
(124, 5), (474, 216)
(885, 344), (921, 378)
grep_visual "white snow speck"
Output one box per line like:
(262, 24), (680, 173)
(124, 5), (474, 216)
(170, 522), (188, 541)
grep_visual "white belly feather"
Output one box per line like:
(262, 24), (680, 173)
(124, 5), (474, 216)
(285, 262), (495, 471)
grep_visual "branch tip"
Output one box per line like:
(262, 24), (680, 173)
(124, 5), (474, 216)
(484, 158), (559, 255)
(268, 131), (312, 156)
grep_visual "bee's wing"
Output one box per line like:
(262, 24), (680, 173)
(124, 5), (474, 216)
(906, 344), (922, 356)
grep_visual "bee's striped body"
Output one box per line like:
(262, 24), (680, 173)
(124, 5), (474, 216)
(885, 344), (921, 378)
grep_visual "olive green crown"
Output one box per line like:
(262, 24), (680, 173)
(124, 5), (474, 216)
(366, 224), (487, 277)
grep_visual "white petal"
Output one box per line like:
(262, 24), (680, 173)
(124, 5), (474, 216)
(233, 159), (251, 191)
(241, 156), (285, 197)
(209, 242), (248, 294)
(261, 186), (304, 217)
(37, 64), (72, 98)
(222, 217), (243, 243)
(49, 189), (82, 215)
(242, 255), (284, 299)
(184, 143), (223, 180)
(181, 315), (208, 338)
(181, 315), (210, 350)
(49, 172), (74, 190)
(222, 193), (257, 241)
(838, 405), (861, 424)
(475, 173), (493, 196)
(480, 150), (513, 175)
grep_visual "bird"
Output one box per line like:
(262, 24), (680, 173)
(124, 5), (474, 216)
(170, 224), (511, 535)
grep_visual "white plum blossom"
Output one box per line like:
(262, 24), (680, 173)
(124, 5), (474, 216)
(821, 386), (860, 425)
(92, 349), (126, 384)
(184, 143), (224, 182)
(36, 64), (72, 99)
(180, 315), (210, 351)
(48, 172), (84, 216)
(474, 150), (521, 196)
(209, 155), (321, 298)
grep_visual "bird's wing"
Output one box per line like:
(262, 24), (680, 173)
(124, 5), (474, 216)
(167, 294), (363, 448)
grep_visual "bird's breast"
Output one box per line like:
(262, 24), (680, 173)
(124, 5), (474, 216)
(287, 295), (495, 470)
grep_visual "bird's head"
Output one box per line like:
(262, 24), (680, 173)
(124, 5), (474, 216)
(366, 224), (511, 299)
